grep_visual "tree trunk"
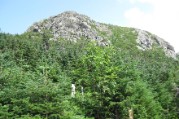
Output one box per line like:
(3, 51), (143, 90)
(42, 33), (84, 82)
(129, 108), (133, 119)
(71, 84), (76, 97)
(115, 109), (120, 119)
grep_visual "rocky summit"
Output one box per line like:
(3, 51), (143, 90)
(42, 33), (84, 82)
(27, 11), (111, 46)
(27, 11), (176, 58)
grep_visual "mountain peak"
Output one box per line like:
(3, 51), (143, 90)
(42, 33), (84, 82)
(60, 11), (83, 16)
(27, 11), (176, 58)
(27, 11), (111, 46)
(53, 11), (90, 20)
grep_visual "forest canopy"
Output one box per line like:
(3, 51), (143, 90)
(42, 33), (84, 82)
(0, 31), (179, 119)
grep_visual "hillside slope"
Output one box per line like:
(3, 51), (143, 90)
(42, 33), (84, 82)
(27, 11), (176, 58)
(0, 11), (178, 119)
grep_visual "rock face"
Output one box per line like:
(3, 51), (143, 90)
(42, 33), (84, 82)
(27, 11), (176, 58)
(27, 11), (111, 46)
(135, 29), (176, 59)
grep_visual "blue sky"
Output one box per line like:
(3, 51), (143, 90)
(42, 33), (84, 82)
(0, 0), (119, 34)
(0, 0), (149, 34)
(0, 0), (178, 52)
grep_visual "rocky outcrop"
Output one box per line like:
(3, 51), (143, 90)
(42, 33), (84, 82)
(27, 11), (111, 46)
(136, 29), (153, 50)
(135, 29), (176, 59)
(27, 11), (176, 58)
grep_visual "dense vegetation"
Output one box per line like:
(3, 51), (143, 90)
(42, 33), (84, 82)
(0, 29), (179, 119)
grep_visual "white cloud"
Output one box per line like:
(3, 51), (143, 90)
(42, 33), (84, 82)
(124, 0), (179, 52)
